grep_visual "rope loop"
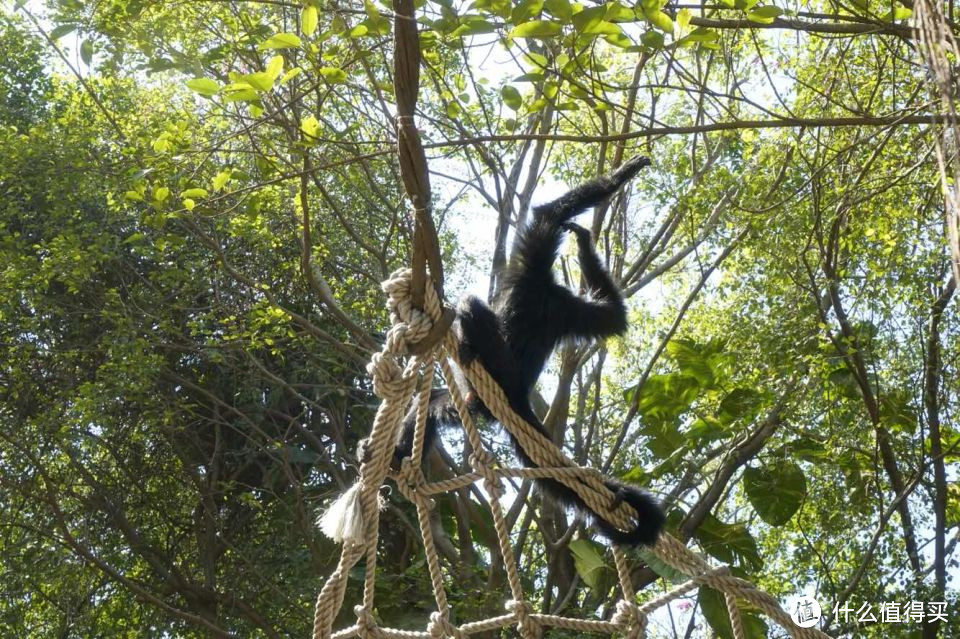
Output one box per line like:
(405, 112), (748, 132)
(427, 612), (465, 639)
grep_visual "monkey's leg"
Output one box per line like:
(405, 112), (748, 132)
(456, 296), (521, 398)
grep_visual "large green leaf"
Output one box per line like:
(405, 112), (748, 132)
(693, 513), (763, 571)
(743, 461), (807, 526)
(568, 539), (608, 589)
(700, 588), (769, 639)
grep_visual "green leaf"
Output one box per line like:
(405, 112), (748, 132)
(513, 72), (544, 82)
(693, 513), (762, 570)
(501, 85), (523, 110)
(266, 55), (284, 79)
(684, 27), (719, 42)
(572, 5), (605, 31)
(582, 20), (622, 36)
(348, 24), (369, 37)
(568, 539), (608, 589)
(743, 462), (807, 526)
(511, 0), (545, 23)
(746, 6), (780, 23)
(700, 588), (769, 639)
(301, 5), (319, 36)
(509, 20), (563, 38)
(884, 6), (912, 20)
(637, 546), (689, 584)
(301, 115), (319, 138)
(947, 483), (960, 526)
(603, 31), (633, 47)
(641, 30), (664, 49)
(212, 170), (232, 192)
(445, 101), (461, 118)
(280, 67), (303, 84)
(186, 78), (220, 97)
(718, 388), (763, 423)
(80, 39), (94, 65)
(50, 24), (77, 40)
(243, 72), (275, 92)
(749, 5), (782, 17)
(319, 67), (347, 83)
(258, 33), (302, 50)
(450, 17), (497, 36)
(544, 0), (573, 20)
(181, 188), (209, 199)
(676, 7), (692, 32)
(665, 339), (716, 387)
(153, 186), (170, 202)
(643, 9), (673, 33)
(894, 6), (913, 19)
(183, 198), (196, 211)
(223, 89), (258, 103)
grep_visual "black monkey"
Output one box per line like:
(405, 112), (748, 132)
(395, 155), (664, 546)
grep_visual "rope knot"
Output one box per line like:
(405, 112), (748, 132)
(468, 451), (495, 470)
(613, 599), (647, 639)
(353, 605), (381, 639)
(367, 353), (404, 398)
(427, 612), (464, 639)
(505, 599), (538, 634)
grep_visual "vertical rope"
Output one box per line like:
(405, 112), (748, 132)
(439, 353), (538, 639)
(392, 0), (443, 308)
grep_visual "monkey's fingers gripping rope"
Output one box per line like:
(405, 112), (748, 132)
(312, 269), (831, 639)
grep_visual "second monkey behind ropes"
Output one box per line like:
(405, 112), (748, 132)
(395, 155), (664, 546)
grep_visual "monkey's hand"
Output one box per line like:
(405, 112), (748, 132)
(560, 221), (592, 244)
(610, 155), (651, 186)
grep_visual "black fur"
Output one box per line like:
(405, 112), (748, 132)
(395, 156), (663, 546)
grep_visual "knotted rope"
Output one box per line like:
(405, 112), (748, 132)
(313, 268), (830, 639)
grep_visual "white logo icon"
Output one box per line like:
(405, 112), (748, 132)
(790, 596), (822, 628)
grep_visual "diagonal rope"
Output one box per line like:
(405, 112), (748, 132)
(313, 269), (831, 639)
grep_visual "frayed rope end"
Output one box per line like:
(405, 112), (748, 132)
(317, 483), (385, 544)
(318, 483), (365, 544)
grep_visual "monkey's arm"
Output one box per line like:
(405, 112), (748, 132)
(532, 155), (651, 225)
(512, 157), (651, 278)
(561, 222), (621, 302)
(547, 223), (627, 339)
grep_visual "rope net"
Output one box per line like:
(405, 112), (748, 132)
(312, 269), (830, 639)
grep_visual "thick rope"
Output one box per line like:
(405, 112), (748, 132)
(312, 268), (831, 639)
